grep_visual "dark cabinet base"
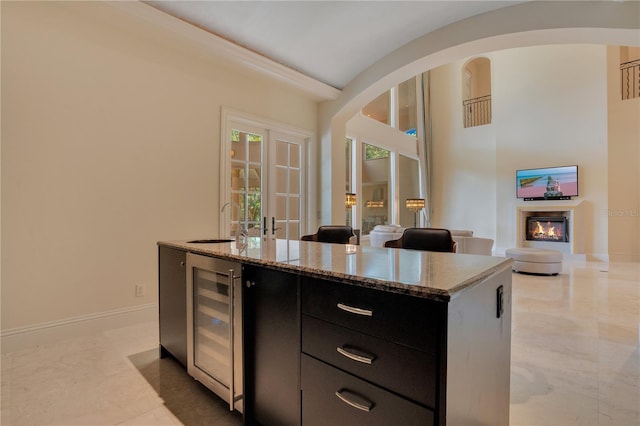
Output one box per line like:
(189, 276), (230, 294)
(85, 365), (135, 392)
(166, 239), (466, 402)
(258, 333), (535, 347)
(243, 265), (300, 426)
(301, 354), (434, 426)
(158, 246), (187, 368)
(158, 244), (511, 426)
(302, 315), (437, 408)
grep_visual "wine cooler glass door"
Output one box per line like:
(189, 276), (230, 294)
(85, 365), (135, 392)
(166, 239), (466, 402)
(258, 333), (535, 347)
(194, 267), (231, 386)
(187, 253), (242, 412)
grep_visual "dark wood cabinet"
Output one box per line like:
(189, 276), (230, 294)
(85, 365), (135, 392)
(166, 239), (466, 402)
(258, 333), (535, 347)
(157, 242), (511, 425)
(300, 277), (442, 423)
(243, 265), (300, 426)
(301, 277), (445, 352)
(302, 354), (434, 426)
(158, 246), (187, 367)
(302, 315), (438, 408)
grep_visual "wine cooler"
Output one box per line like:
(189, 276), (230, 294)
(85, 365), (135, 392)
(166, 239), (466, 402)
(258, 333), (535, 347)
(186, 253), (243, 412)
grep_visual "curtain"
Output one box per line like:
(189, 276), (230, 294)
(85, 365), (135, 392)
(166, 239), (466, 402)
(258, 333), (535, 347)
(420, 71), (433, 227)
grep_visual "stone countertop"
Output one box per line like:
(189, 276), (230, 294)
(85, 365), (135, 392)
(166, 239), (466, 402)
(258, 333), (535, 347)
(158, 238), (513, 302)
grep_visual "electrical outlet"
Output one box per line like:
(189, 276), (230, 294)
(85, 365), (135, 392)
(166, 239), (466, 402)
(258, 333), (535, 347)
(135, 284), (145, 297)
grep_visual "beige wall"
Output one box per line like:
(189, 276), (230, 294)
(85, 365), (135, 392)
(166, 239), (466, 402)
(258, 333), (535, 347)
(463, 57), (492, 99)
(432, 45), (615, 258)
(607, 46), (640, 262)
(431, 63), (498, 240)
(1, 2), (317, 330)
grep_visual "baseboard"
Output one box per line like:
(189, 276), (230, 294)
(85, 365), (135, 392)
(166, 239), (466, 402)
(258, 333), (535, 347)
(562, 253), (588, 262)
(587, 253), (609, 263)
(1, 303), (158, 354)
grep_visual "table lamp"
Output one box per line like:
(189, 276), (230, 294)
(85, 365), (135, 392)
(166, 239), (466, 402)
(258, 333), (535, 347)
(405, 198), (425, 227)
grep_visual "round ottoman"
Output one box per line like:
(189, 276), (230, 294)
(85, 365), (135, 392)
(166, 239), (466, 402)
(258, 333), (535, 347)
(505, 247), (562, 275)
(369, 225), (405, 247)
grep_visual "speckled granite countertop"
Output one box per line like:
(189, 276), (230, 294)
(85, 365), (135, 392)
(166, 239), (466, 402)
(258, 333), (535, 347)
(158, 238), (513, 302)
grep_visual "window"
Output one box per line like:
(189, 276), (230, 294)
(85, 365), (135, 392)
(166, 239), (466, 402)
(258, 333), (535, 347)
(398, 77), (417, 134)
(361, 78), (418, 134)
(353, 76), (422, 237)
(462, 57), (492, 127)
(362, 91), (390, 125)
(345, 138), (353, 191)
(364, 144), (389, 160)
(345, 138), (355, 227)
(361, 143), (390, 236)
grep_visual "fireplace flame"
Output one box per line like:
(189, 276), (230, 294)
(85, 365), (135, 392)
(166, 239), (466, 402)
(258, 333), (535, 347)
(527, 215), (567, 242)
(533, 221), (559, 240)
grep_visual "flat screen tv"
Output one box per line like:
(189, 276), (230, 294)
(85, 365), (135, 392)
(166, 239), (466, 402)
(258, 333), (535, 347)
(516, 165), (578, 199)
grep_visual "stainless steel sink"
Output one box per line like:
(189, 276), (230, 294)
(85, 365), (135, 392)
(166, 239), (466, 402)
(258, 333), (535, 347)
(187, 239), (234, 244)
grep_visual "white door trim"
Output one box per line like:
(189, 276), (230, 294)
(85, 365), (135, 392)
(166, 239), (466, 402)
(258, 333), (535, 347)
(220, 107), (314, 237)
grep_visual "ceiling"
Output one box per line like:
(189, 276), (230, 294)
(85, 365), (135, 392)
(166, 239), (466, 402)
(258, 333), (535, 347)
(145, 1), (523, 90)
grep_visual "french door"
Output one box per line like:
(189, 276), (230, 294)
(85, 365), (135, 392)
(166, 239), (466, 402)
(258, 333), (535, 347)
(222, 117), (306, 240)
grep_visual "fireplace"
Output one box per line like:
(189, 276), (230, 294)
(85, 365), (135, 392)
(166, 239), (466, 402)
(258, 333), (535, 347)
(516, 202), (585, 259)
(526, 216), (568, 242)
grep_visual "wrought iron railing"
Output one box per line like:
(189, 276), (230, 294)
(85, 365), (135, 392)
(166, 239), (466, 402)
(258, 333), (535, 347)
(621, 59), (640, 100)
(463, 95), (492, 128)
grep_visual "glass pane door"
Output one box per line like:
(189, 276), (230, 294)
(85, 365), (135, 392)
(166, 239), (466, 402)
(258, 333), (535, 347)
(225, 119), (306, 240)
(270, 137), (303, 240)
(229, 127), (264, 238)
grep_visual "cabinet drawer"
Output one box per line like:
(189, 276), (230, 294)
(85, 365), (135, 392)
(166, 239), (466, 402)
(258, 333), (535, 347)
(302, 315), (436, 408)
(302, 354), (434, 426)
(301, 277), (445, 352)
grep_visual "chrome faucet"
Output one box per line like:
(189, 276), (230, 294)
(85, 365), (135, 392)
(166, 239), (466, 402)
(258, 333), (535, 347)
(221, 201), (248, 241)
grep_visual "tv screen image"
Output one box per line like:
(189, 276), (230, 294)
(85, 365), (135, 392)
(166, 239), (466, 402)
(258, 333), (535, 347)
(516, 165), (578, 199)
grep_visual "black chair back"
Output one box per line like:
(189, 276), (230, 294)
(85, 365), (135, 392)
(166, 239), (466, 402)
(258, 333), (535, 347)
(385, 227), (455, 252)
(301, 225), (355, 244)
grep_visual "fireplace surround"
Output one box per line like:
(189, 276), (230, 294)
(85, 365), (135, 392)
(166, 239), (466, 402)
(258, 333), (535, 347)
(515, 201), (585, 259)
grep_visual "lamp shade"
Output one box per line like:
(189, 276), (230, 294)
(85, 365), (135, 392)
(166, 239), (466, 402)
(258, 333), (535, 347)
(366, 200), (385, 208)
(405, 198), (425, 211)
(345, 193), (357, 208)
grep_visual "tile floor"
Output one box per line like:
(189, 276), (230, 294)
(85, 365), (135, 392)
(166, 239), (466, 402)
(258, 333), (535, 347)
(1, 260), (638, 425)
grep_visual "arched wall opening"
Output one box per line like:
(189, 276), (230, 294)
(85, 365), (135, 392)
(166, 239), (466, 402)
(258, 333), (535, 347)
(316, 1), (639, 260)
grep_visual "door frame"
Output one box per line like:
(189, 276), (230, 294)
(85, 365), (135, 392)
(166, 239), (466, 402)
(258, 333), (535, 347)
(220, 107), (314, 238)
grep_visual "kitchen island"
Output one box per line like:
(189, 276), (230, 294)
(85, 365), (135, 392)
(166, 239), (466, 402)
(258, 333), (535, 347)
(158, 238), (513, 425)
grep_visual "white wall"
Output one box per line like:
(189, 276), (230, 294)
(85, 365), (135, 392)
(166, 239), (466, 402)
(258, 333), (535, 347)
(607, 46), (640, 262)
(431, 45), (611, 258)
(431, 64), (497, 240)
(1, 2), (317, 330)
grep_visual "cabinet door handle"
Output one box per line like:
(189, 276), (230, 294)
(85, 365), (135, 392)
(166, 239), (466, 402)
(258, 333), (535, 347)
(337, 346), (376, 365)
(335, 389), (374, 412)
(337, 303), (373, 317)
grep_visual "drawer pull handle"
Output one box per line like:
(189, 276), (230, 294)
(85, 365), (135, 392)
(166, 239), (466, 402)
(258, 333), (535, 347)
(336, 346), (376, 365)
(335, 389), (374, 412)
(337, 303), (373, 317)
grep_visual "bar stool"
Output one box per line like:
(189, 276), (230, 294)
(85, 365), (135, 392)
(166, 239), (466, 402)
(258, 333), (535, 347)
(301, 226), (356, 245)
(384, 228), (456, 252)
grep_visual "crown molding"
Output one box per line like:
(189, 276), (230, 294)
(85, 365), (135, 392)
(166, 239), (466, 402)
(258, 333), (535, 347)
(106, 1), (341, 101)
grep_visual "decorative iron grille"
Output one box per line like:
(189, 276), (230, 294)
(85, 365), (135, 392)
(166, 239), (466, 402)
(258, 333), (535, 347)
(463, 95), (492, 128)
(621, 59), (640, 100)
